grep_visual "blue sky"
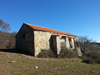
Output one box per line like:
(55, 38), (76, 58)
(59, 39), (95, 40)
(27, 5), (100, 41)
(0, 0), (100, 42)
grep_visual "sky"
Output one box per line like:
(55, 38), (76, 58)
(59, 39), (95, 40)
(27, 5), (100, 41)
(0, 0), (100, 42)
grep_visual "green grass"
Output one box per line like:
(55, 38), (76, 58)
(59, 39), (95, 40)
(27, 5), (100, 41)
(0, 51), (100, 75)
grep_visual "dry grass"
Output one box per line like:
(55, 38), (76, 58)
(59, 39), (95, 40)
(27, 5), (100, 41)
(0, 50), (100, 75)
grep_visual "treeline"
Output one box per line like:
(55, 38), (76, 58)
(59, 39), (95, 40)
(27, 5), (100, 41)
(0, 31), (17, 49)
(0, 19), (17, 49)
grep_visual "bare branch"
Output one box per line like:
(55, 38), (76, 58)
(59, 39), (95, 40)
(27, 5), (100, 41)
(0, 19), (11, 32)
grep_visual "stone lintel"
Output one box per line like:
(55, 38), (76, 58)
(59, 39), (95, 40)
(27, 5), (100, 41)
(51, 35), (59, 36)
(67, 36), (75, 38)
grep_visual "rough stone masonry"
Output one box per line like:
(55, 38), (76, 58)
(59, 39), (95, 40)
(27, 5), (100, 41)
(16, 23), (82, 57)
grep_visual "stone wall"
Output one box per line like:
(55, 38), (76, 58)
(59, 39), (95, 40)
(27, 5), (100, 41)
(65, 37), (70, 49)
(16, 24), (34, 55)
(34, 31), (68, 56)
(34, 31), (51, 56)
(74, 37), (82, 56)
(56, 36), (61, 55)
(34, 31), (81, 56)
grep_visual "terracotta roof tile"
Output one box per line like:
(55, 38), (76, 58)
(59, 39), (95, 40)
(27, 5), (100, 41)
(24, 23), (77, 37)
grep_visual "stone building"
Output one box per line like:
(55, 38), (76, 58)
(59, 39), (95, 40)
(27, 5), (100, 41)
(16, 23), (82, 57)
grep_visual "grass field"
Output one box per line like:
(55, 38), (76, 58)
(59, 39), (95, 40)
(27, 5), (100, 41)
(0, 50), (100, 75)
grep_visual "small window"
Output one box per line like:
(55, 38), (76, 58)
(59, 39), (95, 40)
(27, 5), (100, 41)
(23, 34), (25, 38)
(60, 36), (66, 41)
(62, 36), (65, 39)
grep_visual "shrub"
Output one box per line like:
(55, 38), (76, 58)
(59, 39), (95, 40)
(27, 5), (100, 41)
(37, 49), (55, 58)
(82, 52), (100, 64)
(58, 47), (78, 58)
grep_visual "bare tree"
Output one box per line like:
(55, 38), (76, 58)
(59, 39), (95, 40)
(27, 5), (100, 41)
(0, 19), (11, 32)
(79, 36), (100, 53)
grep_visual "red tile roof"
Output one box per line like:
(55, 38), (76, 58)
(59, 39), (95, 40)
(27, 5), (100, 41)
(24, 23), (77, 37)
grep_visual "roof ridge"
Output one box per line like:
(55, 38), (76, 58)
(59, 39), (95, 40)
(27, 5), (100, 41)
(24, 23), (49, 30)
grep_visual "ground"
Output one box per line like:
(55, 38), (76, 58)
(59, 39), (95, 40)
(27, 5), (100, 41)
(0, 49), (100, 75)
